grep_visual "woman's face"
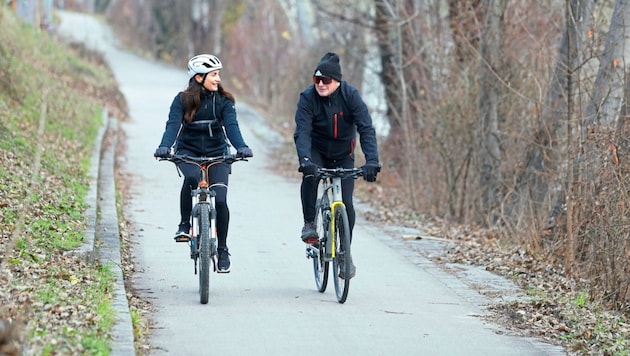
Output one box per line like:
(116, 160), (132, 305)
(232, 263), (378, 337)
(197, 70), (221, 91)
(313, 76), (340, 97)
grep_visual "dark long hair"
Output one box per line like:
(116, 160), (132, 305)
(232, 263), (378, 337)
(181, 77), (235, 123)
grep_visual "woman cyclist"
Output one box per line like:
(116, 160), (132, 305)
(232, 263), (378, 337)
(154, 54), (253, 273)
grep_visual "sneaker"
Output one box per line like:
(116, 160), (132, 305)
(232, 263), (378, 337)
(174, 222), (191, 242)
(338, 254), (356, 279)
(301, 222), (318, 244)
(217, 248), (231, 273)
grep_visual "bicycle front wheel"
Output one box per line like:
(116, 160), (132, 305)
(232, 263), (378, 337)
(313, 198), (329, 292)
(332, 205), (351, 303)
(198, 203), (211, 304)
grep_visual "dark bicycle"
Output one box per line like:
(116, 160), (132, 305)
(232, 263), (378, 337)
(159, 153), (246, 304)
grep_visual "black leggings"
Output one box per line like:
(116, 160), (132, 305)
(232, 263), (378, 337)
(178, 161), (231, 249)
(300, 151), (355, 239)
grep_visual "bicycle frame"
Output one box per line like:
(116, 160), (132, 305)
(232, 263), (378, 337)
(190, 160), (222, 261)
(321, 177), (345, 259)
(308, 166), (380, 303)
(308, 167), (364, 303)
(319, 168), (363, 255)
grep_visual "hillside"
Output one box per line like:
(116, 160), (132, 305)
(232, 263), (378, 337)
(0, 7), (127, 355)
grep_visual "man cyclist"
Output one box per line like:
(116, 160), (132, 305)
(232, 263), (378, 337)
(293, 52), (381, 279)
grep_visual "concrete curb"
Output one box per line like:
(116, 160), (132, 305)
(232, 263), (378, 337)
(79, 110), (135, 355)
(76, 109), (107, 262)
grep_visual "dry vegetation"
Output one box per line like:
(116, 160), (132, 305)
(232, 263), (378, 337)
(0, 7), (128, 354)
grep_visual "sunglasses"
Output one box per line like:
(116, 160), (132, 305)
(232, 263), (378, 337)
(313, 75), (333, 85)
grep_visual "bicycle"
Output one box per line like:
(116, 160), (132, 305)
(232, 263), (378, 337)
(305, 167), (366, 304)
(159, 153), (246, 304)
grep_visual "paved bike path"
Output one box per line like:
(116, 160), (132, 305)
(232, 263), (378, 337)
(57, 10), (565, 356)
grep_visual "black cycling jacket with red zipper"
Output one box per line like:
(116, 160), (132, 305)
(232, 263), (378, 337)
(294, 81), (379, 165)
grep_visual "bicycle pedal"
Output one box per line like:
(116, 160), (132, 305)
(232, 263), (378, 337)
(305, 246), (318, 258)
(174, 235), (191, 243)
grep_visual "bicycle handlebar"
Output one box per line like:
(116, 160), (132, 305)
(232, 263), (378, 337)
(158, 153), (248, 166)
(316, 167), (365, 180)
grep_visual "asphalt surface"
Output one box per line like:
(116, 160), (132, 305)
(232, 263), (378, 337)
(58, 10), (568, 356)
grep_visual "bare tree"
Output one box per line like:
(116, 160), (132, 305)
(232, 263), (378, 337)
(508, 0), (595, 230)
(477, 0), (506, 223)
(373, 0), (433, 210)
(566, 0), (630, 289)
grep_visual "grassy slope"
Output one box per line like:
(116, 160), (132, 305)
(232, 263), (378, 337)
(0, 7), (126, 355)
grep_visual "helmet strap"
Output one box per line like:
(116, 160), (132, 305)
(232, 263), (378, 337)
(200, 73), (214, 91)
(193, 73), (206, 85)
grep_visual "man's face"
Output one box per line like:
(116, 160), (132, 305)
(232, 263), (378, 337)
(313, 75), (340, 97)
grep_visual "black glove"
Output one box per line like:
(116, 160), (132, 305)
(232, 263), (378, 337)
(298, 157), (318, 176)
(154, 146), (171, 158)
(361, 163), (380, 182)
(236, 146), (253, 158)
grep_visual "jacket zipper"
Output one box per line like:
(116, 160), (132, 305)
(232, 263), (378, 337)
(334, 113), (338, 139)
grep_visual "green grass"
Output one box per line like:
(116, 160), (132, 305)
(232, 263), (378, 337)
(83, 264), (116, 354)
(574, 291), (588, 308)
(1, 6), (122, 354)
(32, 265), (115, 355)
(525, 287), (547, 299)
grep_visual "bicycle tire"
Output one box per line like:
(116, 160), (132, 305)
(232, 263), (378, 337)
(313, 198), (329, 292)
(332, 205), (351, 303)
(198, 203), (211, 304)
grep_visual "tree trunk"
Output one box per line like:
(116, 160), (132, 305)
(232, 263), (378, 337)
(574, 0), (629, 194)
(509, 0), (594, 225)
(477, 0), (506, 224)
(565, 0), (630, 280)
(374, 0), (402, 152)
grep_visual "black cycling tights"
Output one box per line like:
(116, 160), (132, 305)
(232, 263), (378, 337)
(178, 162), (230, 249)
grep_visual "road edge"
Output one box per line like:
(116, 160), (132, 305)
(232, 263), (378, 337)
(77, 110), (135, 355)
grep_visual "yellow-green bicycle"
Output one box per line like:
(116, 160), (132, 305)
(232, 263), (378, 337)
(306, 167), (365, 304)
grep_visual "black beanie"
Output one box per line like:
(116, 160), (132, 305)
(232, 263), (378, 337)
(314, 52), (342, 82)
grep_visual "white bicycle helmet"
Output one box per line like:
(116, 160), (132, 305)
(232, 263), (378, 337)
(187, 54), (223, 78)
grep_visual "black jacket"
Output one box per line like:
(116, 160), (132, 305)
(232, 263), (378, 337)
(159, 90), (247, 157)
(294, 82), (379, 164)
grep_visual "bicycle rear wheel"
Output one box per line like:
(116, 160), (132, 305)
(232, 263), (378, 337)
(198, 203), (211, 304)
(332, 205), (351, 303)
(313, 198), (329, 292)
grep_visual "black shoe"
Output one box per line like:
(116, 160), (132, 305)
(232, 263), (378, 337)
(174, 222), (191, 242)
(338, 254), (356, 279)
(217, 248), (231, 273)
(301, 222), (318, 244)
